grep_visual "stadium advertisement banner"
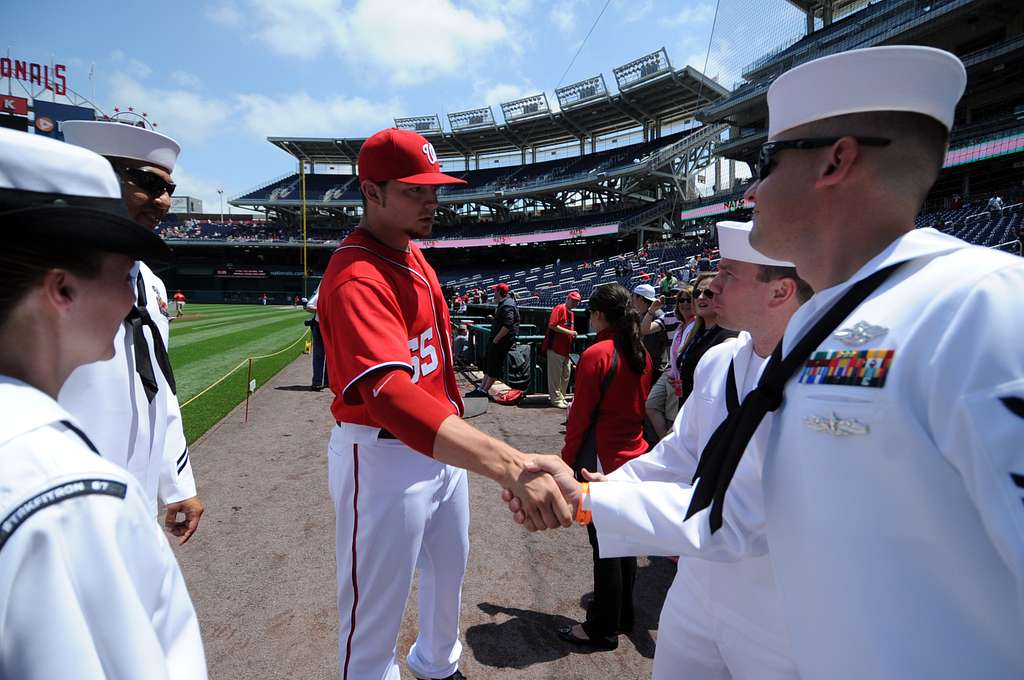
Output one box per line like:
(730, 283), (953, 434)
(679, 198), (753, 222)
(417, 223), (619, 250)
(0, 115), (28, 132)
(215, 268), (269, 279)
(1, 95), (28, 116)
(0, 57), (67, 95)
(32, 100), (95, 140)
(943, 131), (1024, 168)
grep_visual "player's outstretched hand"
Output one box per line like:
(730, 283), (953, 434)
(505, 456), (574, 531)
(501, 456), (581, 530)
(164, 495), (205, 545)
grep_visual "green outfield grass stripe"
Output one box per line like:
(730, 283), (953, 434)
(170, 307), (296, 330)
(171, 313), (305, 350)
(166, 303), (312, 444)
(171, 318), (307, 400)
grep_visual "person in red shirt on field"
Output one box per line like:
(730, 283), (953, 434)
(544, 290), (580, 408)
(317, 127), (570, 680)
(172, 290), (186, 318)
(558, 282), (652, 651)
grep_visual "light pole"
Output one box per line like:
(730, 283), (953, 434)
(217, 188), (224, 223)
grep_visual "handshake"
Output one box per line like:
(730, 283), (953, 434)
(500, 455), (607, 532)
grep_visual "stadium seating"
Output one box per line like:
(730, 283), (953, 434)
(234, 130), (694, 205)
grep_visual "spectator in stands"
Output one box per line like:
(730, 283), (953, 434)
(952, 193), (963, 209)
(544, 290), (581, 409)
(632, 284), (670, 383)
(645, 284), (696, 439)
(658, 270), (678, 297)
(673, 273), (737, 404)
(696, 254), (712, 272)
(476, 283), (519, 396)
(454, 295), (468, 315)
(987, 194), (1004, 216)
(558, 282), (652, 651)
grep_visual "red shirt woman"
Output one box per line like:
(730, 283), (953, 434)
(558, 282), (651, 651)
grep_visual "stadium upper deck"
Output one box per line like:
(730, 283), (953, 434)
(699, 0), (1024, 162)
(263, 47), (727, 166)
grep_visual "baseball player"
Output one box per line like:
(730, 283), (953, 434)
(0, 128), (207, 679)
(173, 290), (186, 317)
(58, 120), (203, 543)
(318, 128), (570, 680)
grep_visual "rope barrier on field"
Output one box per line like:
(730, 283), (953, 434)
(179, 329), (311, 409)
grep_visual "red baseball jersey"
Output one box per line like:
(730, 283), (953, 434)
(545, 303), (574, 357)
(318, 228), (464, 427)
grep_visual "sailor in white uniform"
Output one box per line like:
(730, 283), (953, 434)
(0, 128), (207, 679)
(510, 46), (1024, 680)
(519, 221), (808, 679)
(58, 120), (204, 543)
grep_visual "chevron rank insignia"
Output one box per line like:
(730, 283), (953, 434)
(833, 321), (888, 346)
(798, 349), (895, 388)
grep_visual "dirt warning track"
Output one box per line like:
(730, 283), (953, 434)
(175, 355), (672, 679)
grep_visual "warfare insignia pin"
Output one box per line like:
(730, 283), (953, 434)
(833, 321), (888, 346)
(803, 412), (869, 436)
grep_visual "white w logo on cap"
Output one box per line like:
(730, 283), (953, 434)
(422, 142), (438, 165)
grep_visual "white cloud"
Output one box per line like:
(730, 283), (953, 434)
(110, 50), (153, 79)
(107, 72), (231, 145)
(234, 90), (399, 139)
(218, 0), (515, 83)
(614, 0), (654, 23)
(171, 163), (255, 215)
(472, 80), (540, 109)
(170, 71), (202, 90)
(661, 3), (715, 26)
(548, 0), (581, 34)
(206, 2), (243, 26)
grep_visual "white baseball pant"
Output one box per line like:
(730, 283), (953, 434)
(329, 422), (470, 680)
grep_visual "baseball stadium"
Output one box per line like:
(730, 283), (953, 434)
(2, 0), (1023, 678)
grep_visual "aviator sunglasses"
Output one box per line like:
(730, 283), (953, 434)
(694, 289), (714, 300)
(119, 166), (177, 198)
(757, 137), (891, 181)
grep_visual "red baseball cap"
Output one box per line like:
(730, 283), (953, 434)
(494, 283), (510, 295)
(567, 290), (581, 301)
(358, 128), (467, 185)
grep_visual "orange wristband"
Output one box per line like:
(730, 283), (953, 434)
(576, 482), (592, 525)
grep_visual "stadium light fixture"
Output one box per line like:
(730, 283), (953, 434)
(555, 74), (610, 110)
(501, 93), (551, 123)
(613, 48), (672, 91)
(448, 106), (496, 131)
(394, 114), (443, 135)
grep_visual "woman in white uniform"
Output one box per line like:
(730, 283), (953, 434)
(0, 129), (207, 679)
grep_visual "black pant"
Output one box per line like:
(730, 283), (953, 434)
(581, 522), (636, 639)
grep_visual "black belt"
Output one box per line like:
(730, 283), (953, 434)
(335, 422), (396, 439)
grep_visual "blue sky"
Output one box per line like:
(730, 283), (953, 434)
(5, 0), (802, 213)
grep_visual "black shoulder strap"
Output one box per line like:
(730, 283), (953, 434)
(725, 360), (739, 414)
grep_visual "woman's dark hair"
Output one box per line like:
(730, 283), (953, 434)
(588, 283), (646, 375)
(0, 237), (104, 327)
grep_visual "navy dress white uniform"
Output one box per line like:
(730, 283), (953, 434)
(0, 127), (206, 679)
(0, 380), (206, 680)
(58, 121), (197, 515)
(598, 222), (798, 680)
(598, 47), (1024, 679)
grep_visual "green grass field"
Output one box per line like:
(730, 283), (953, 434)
(169, 304), (311, 444)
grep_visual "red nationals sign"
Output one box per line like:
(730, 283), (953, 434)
(0, 57), (67, 96)
(0, 95), (28, 116)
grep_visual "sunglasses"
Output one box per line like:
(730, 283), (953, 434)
(677, 297), (692, 304)
(120, 167), (176, 197)
(757, 137), (891, 181)
(694, 289), (714, 300)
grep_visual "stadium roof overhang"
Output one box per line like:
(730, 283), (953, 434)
(268, 61), (728, 165)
